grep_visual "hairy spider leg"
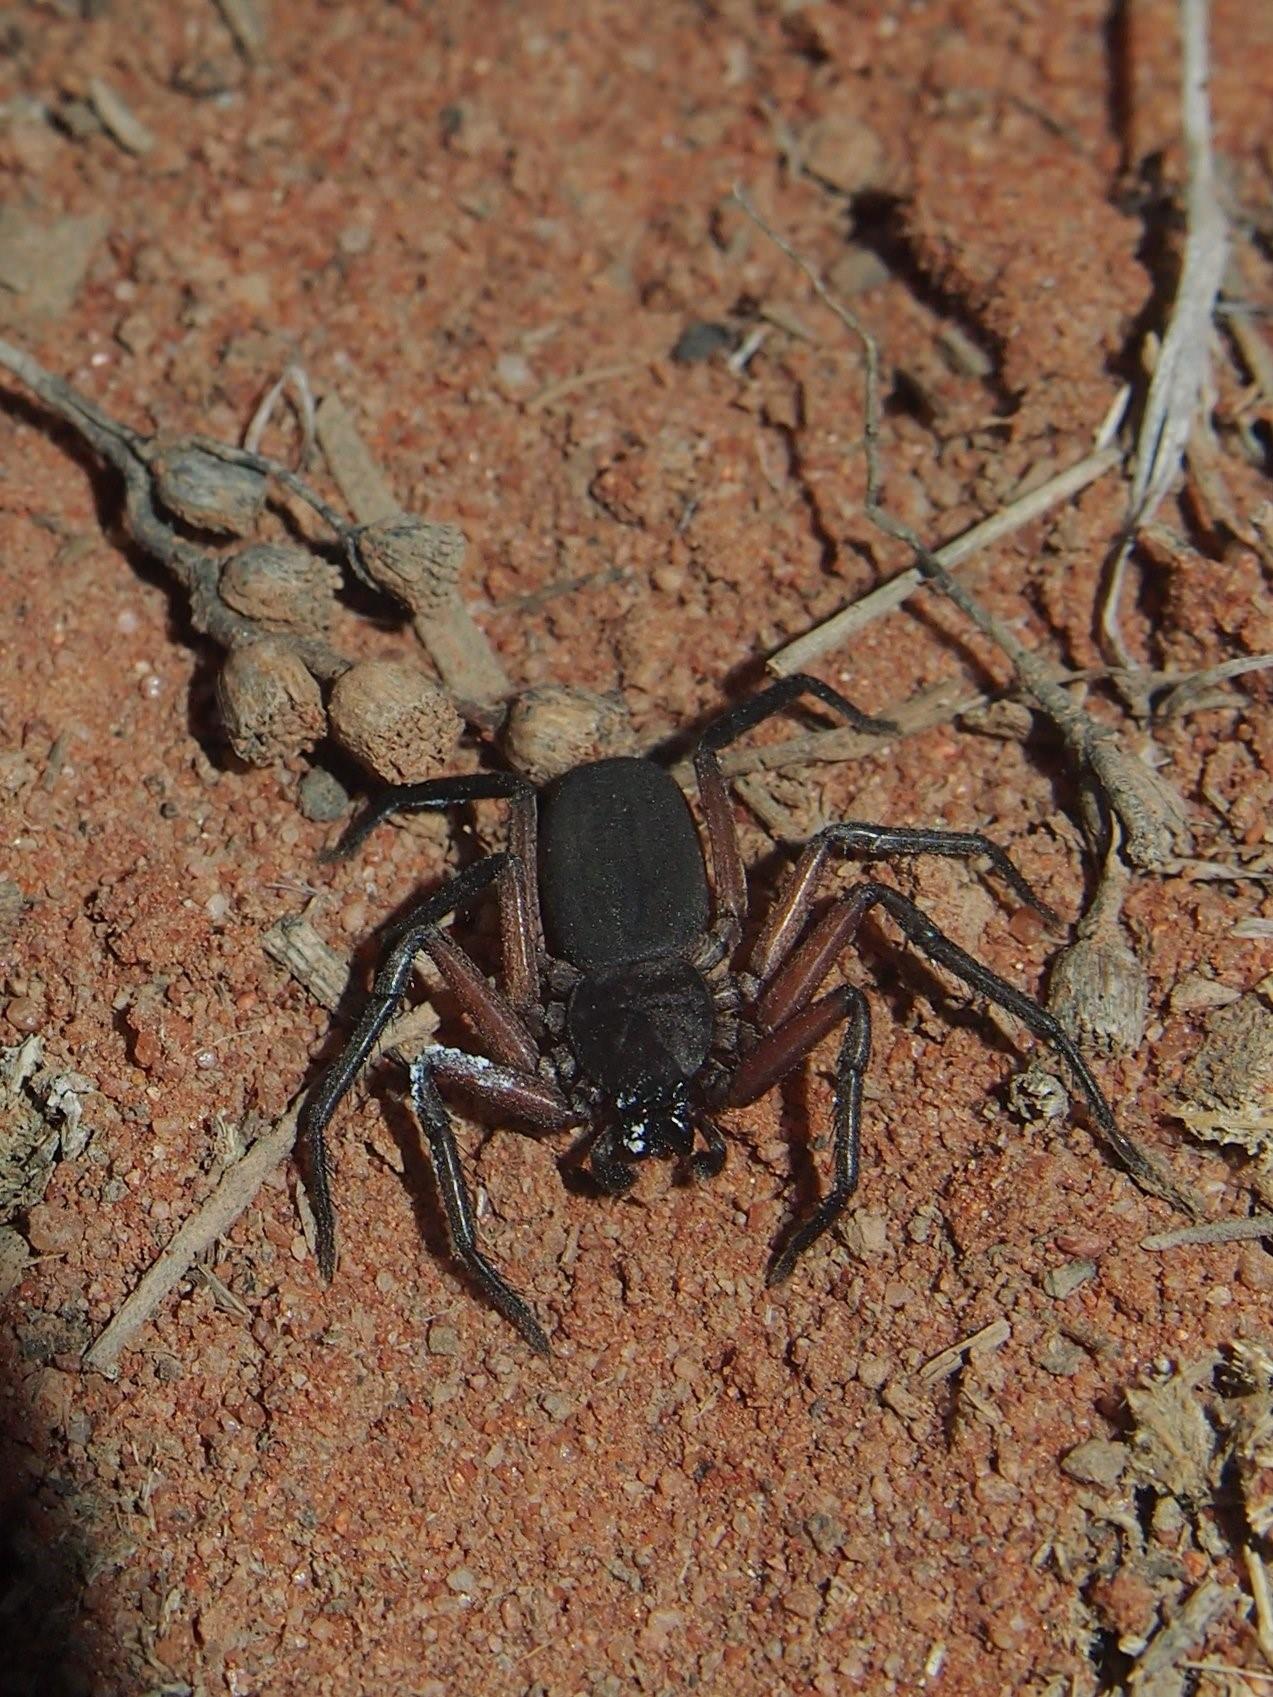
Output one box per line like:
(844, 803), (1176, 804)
(690, 1115), (728, 1181)
(691, 672), (897, 951)
(727, 984), (872, 1281)
(754, 847), (1191, 1242)
(746, 820), (1061, 993)
(300, 853), (532, 1283)
(409, 1049), (578, 1355)
(322, 770), (542, 1011)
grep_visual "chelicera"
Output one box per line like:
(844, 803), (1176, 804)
(300, 674), (1165, 1353)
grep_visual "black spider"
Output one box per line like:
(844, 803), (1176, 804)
(300, 674), (1168, 1352)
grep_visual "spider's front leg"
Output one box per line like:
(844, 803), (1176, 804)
(409, 1049), (579, 1354)
(299, 853), (520, 1283)
(727, 983), (872, 1282)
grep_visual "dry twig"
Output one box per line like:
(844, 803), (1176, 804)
(1142, 1215), (1273, 1251)
(83, 919), (439, 1374)
(735, 189), (1193, 870)
(1099, 0), (1229, 674)
(316, 392), (511, 707)
(769, 440), (1123, 672)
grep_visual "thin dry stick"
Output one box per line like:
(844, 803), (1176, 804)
(1099, 0), (1228, 672)
(918, 1317), (1012, 1384)
(245, 364), (318, 465)
(1157, 651), (1273, 717)
(83, 1103), (301, 1377)
(1247, 1545), (1273, 1672)
(770, 441), (1123, 673)
(315, 392), (511, 706)
(1143, 1215), (1273, 1251)
(736, 189), (1193, 872)
(83, 923), (439, 1374)
(0, 338), (350, 680)
(1126, 1578), (1239, 1683)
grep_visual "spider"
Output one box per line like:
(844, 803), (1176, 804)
(300, 673), (1167, 1352)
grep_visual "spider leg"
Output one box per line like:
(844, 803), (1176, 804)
(300, 852), (521, 1283)
(420, 1044), (580, 1132)
(409, 1051), (573, 1354)
(689, 1114), (728, 1181)
(726, 986), (872, 1283)
(759, 876), (1190, 1215)
(322, 771), (543, 1012)
(748, 819), (1059, 990)
(323, 771), (534, 861)
(692, 673), (896, 946)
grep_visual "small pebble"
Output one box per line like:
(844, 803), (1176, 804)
(298, 766), (351, 824)
(1043, 1259), (1096, 1299)
(4, 995), (42, 1032)
(1061, 1438), (1128, 1487)
(670, 321), (734, 364)
(427, 1323), (461, 1357)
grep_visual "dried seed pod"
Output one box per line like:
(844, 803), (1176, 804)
(350, 515), (510, 706)
(500, 685), (637, 784)
(1048, 929), (1149, 1055)
(219, 542), (341, 632)
(150, 437), (267, 535)
(328, 658), (462, 784)
(353, 516), (468, 618)
(217, 640), (325, 766)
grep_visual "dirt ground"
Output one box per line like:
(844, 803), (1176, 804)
(1, 2), (1271, 1693)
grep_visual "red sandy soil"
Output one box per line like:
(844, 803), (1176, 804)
(1, 2), (1270, 1693)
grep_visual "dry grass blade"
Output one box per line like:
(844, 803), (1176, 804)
(1100, 0), (1229, 669)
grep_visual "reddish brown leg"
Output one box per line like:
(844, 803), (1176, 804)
(692, 674), (896, 956)
(425, 930), (540, 1074)
(728, 985), (872, 1283)
(752, 876), (1191, 1217)
(501, 788), (542, 1013)
(421, 1043), (578, 1133)
(748, 818), (1059, 995)
(410, 1048), (577, 1354)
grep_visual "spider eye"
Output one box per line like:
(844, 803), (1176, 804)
(615, 1084), (692, 1160)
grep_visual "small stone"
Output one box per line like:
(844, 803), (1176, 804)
(25, 1203), (83, 1255)
(1060, 1438), (1129, 1487)
(827, 247), (890, 297)
(804, 1510), (844, 1556)
(0, 1227), (30, 1299)
(841, 1210), (889, 1258)
(803, 113), (888, 193)
(446, 1566), (478, 1595)
(782, 1582), (823, 1621)
(1042, 1259), (1096, 1299)
(298, 766), (351, 824)
(1035, 1334), (1086, 1376)
(427, 1323), (460, 1357)
(670, 321), (734, 364)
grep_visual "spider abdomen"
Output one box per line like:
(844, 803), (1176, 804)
(537, 756), (710, 973)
